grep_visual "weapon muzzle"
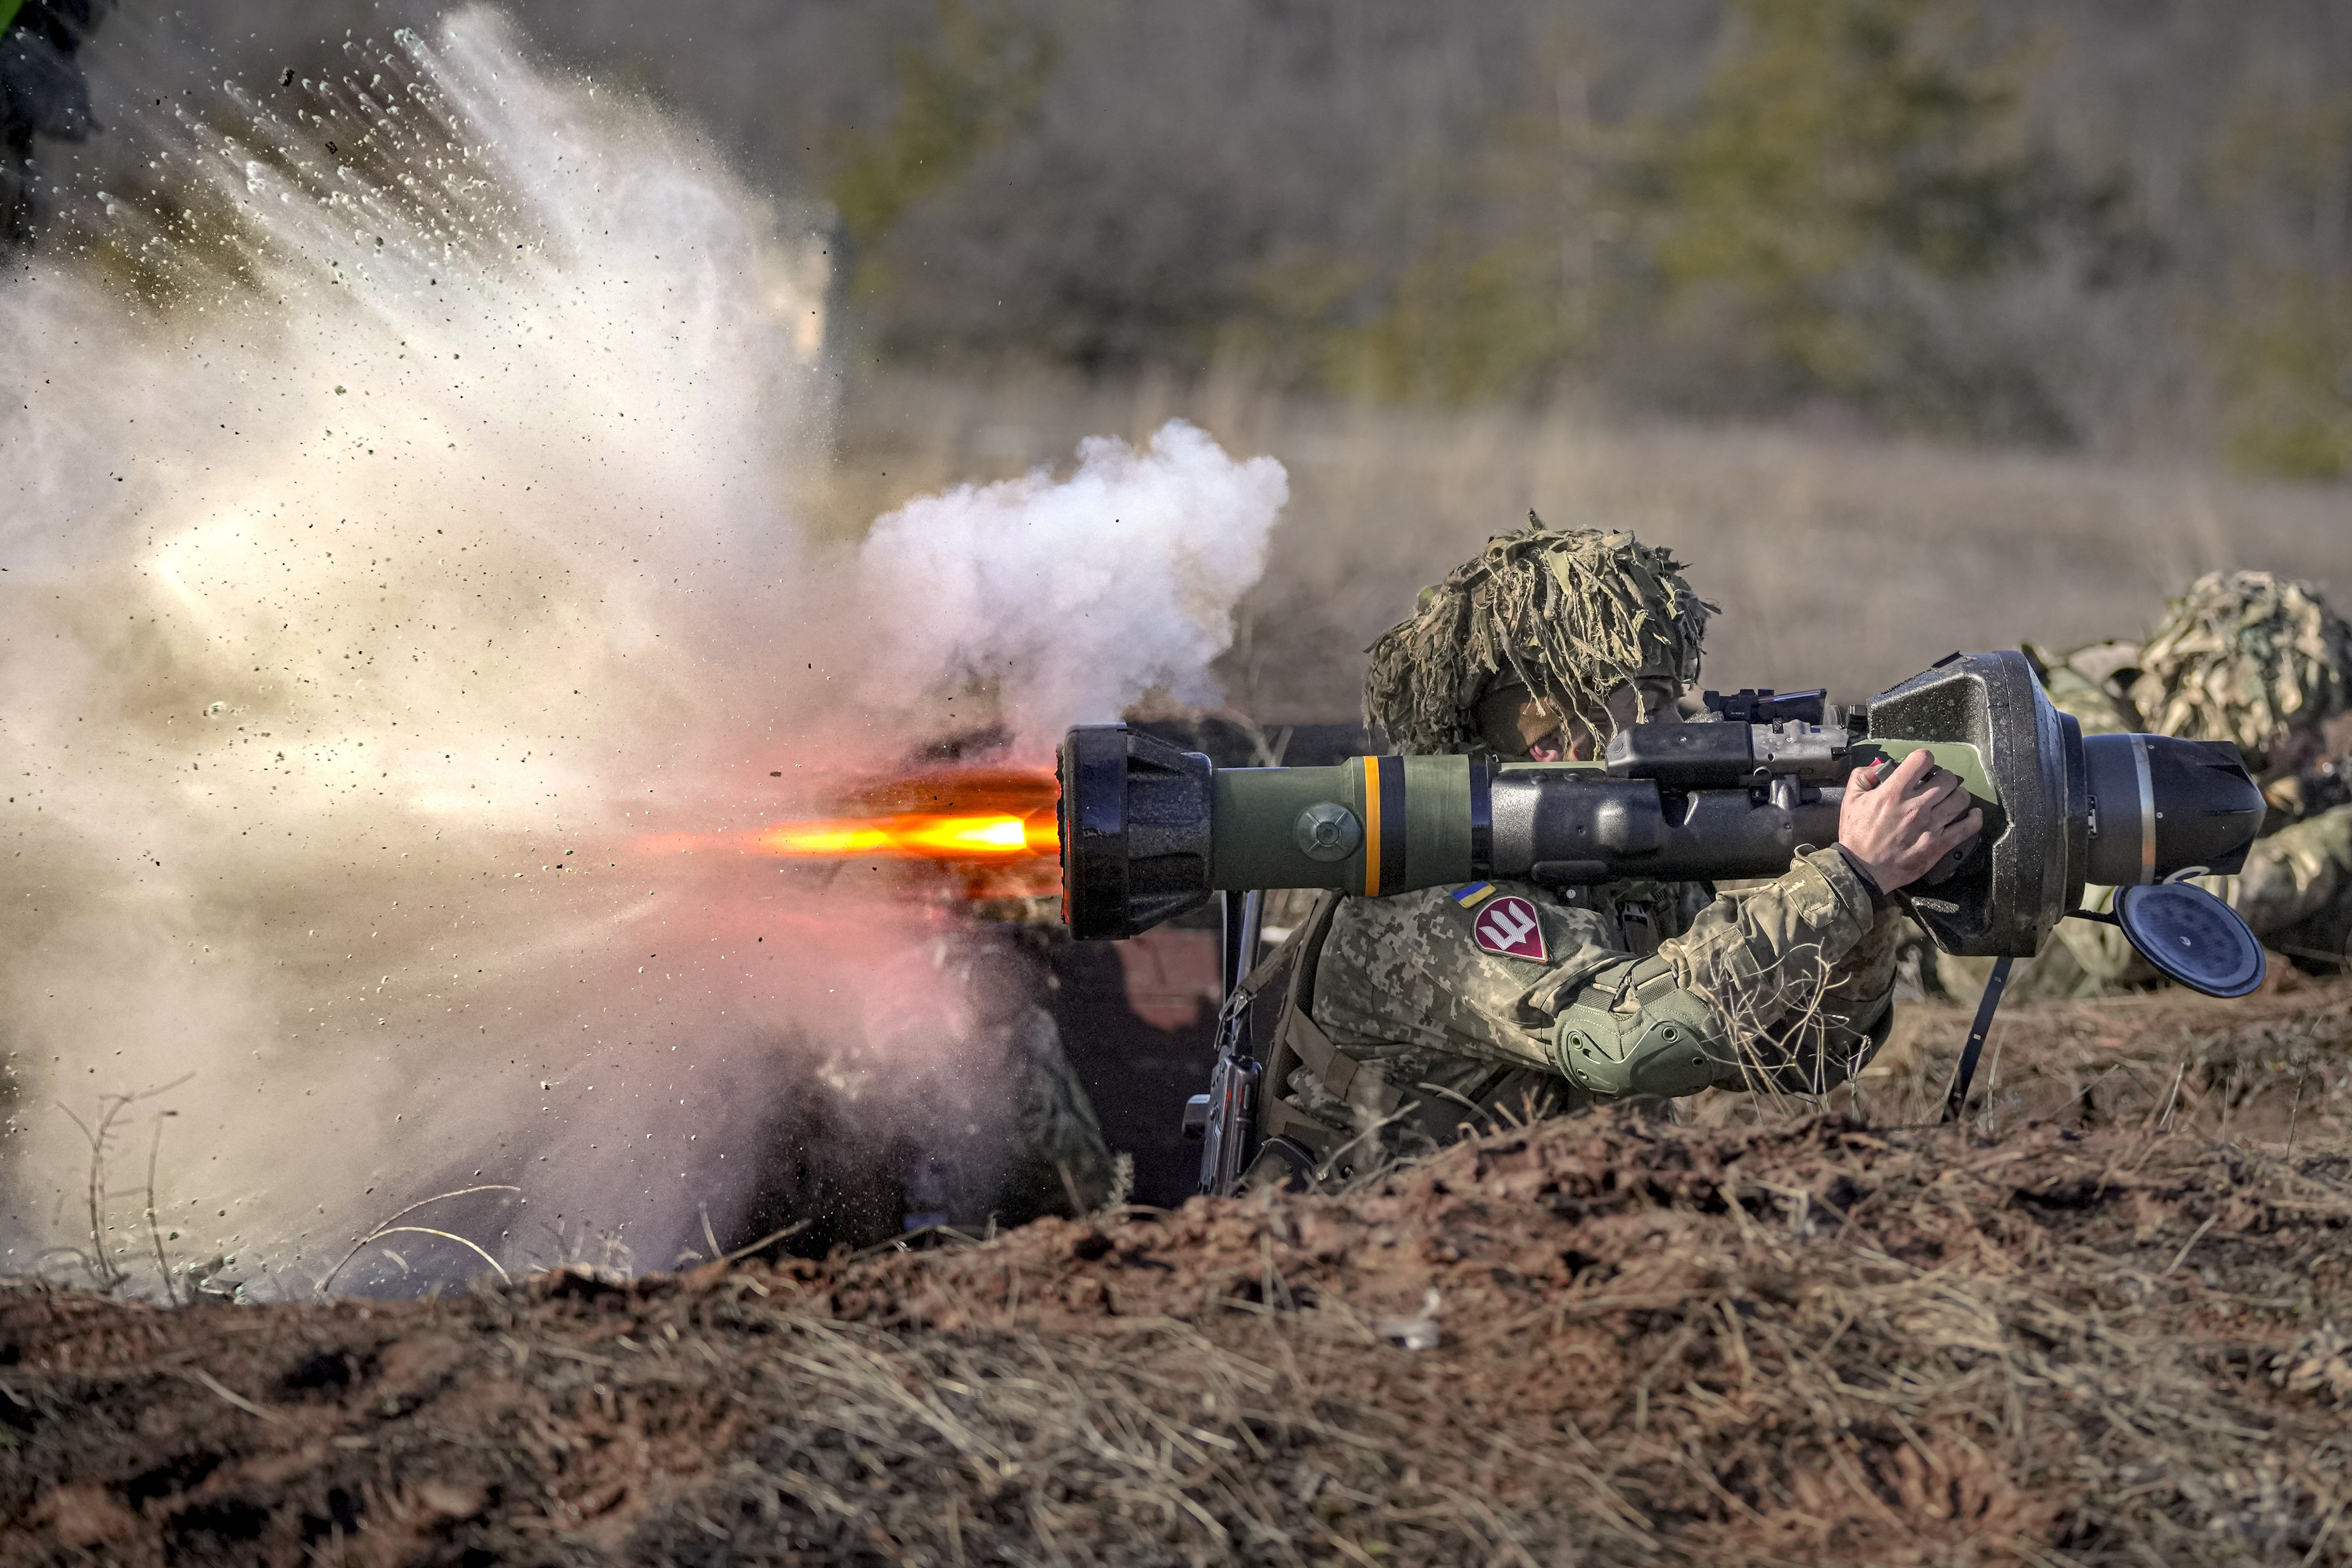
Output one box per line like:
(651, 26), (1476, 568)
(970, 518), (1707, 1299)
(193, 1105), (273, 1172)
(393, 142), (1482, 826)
(1057, 726), (1212, 940)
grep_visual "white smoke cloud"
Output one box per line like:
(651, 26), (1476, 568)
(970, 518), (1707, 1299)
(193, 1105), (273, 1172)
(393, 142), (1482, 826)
(858, 422), (1287, 750)
(0, 12), (1284, 1297)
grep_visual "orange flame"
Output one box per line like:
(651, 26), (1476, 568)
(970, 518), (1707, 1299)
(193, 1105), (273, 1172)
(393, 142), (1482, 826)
(767, 764), (1059, 862)
(754, 809), (1058, 860)
(637, 764), (1063, 900)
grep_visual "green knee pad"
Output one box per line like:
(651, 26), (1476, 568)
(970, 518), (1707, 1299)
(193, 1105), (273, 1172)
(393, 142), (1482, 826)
(1550, 974), (1729, 1100)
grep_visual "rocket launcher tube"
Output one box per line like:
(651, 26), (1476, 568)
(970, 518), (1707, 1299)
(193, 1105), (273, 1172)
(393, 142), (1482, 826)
(1125, 755), (1854, 895)
(1203, 757), (1858, 893)
(1208, 754), (1478, 897)
(1058, 651), (2267, 954)
(1064, 726), (2002, 924)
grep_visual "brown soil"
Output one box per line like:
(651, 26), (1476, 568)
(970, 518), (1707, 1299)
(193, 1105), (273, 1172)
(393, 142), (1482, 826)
(9, 985), (2352, 1566)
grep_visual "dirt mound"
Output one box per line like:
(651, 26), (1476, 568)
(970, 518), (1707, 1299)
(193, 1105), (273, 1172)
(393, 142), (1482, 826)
(9, 990), (2352, 1565)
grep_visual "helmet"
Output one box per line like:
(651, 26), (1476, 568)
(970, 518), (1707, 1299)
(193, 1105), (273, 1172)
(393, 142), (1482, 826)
(2129, 570), (2352, 769)
(1363, 517), (1715, 756)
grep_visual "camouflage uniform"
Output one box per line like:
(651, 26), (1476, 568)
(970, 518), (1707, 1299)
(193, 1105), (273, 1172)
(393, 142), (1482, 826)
(735, 956), (1114, 1257)
(875, 932), (1116, 1230)
(1248, 525), (1906, 1187)
(1943, 573), (2352, 1001)
(956, 936), (1117, 1224)
(2026, 640), (2143, 736)
(900, 983), (1117, 1228)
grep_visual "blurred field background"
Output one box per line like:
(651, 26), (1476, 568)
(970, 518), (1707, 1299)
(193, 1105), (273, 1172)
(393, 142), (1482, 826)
(35, 0), (2352, 705)
(820, 367), (2352, 718)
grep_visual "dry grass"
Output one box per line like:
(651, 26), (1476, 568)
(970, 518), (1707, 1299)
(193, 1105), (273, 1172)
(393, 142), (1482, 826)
(10, 986), (2352, 1565)
(1703, 979), (2352, 1145)
(807, 368), (2352, 722)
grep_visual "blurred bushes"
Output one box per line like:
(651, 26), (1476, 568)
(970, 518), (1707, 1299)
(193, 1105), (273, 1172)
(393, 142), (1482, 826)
(825, 0), (1057, 300)
(1641, 0), (2141, 440)
(44, 0), (2352, 475)
(2209, 90), (2352, 479)
(1313, 228), (1572, 403)
(822, 0), (2185, 450)
(2224, 280), (2352, 479)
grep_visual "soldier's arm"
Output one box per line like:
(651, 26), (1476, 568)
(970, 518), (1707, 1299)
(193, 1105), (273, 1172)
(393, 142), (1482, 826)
(1313, 855), (1897, 1101)
(1536, 850), (1899, 1099)
(2233, 803), (2352, 937)
(1316, 750), (1967, 1101)
(1542, 744), (1978, 1099)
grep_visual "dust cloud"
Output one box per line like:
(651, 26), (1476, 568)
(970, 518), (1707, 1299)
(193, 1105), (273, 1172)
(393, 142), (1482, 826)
(0, 11), (1285, 1297)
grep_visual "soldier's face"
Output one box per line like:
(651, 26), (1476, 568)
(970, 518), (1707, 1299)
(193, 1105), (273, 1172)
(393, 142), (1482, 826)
(1516, 678), (1679, 761)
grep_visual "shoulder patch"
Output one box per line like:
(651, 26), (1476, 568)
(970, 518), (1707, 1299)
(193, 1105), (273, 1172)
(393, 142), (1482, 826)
(1469, 893), (1548, 961)
(1449, 881), (1497, 909)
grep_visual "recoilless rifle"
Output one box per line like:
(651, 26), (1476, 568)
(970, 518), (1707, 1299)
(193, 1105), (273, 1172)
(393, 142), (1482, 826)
(1056, 652), (2274, 1195)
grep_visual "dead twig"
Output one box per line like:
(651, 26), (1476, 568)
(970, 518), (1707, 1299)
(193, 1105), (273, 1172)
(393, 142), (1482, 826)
(146, 1118), (179, 1309)
(315, 1185), (521, 1298)
(724, 1218), (814, 1265)
(183, 1366), (282, 1423)
(55, 1074), (195, 1297)
(2162, 1214), (2219, 1277)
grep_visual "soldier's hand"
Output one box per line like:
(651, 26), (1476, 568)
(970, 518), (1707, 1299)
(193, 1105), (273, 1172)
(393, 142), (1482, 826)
(1839, 748), (1983, 893)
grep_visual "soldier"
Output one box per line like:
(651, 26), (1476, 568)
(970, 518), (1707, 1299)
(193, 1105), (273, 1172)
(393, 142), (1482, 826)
(890, 928), (1118, 1230)
(741, 927), (1117, 1250)
(1947, 571), (2352, 1000)
(1241, 523), (1981, 1190)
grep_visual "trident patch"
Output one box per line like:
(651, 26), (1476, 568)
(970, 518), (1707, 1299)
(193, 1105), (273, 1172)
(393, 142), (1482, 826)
(1469, 894), (1547, 962)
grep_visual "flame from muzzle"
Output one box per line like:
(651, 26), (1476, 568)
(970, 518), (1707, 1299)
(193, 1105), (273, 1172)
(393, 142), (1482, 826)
(763, 764), (1059, 860)
(635, 764), (1062, 897)
(754, 810), (1058, 860)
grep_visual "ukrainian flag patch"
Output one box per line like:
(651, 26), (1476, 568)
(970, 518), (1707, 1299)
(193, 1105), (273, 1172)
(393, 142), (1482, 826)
(1449, 881), (1497, 909)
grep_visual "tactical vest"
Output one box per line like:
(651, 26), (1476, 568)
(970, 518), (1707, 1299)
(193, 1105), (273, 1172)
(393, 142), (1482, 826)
(1238, 890), (1367, 1189)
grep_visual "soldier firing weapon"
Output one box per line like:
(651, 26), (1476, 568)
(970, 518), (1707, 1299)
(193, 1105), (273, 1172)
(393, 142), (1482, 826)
(1057, 649), (2273, 1194)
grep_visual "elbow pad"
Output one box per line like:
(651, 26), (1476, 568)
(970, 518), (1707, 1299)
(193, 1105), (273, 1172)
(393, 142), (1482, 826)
(1548, 956), (1734, 1099)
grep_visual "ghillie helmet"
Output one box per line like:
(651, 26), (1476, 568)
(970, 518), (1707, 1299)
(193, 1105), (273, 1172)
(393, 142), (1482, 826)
(2128, 571), (2352, 769)
(1363, 518), (1716, 755)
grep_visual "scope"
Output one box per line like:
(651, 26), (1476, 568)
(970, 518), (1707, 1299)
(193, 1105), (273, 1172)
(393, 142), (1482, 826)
(1058, 650), (2265, 959)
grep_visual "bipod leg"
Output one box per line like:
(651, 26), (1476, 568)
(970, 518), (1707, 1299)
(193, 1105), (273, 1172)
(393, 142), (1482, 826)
(1941, 954), (2014, 1125)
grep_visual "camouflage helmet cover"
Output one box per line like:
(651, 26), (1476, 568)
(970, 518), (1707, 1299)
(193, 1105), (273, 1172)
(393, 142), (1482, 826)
(1364, 518), (1716, 755)
(2128, 570), (2352, 766)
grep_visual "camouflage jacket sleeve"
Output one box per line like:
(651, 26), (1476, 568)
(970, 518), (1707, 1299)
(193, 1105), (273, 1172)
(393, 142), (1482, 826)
(1312, 848), (1899, 1100)
(2233, 802), (2352, 938)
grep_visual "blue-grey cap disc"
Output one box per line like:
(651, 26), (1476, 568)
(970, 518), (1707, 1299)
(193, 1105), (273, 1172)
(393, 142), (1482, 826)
(2114, 882), (2265, 998)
